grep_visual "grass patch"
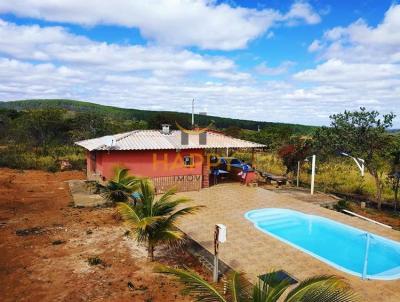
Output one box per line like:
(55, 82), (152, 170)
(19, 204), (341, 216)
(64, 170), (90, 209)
(0, 145), (85, 172)
(236, 151), (397, 205)
(87, 256), (103, 266)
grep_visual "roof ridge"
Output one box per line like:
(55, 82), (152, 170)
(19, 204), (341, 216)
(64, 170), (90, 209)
(115, 130), (139, 142)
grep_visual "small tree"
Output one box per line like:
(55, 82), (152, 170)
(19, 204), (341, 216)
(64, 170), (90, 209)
(11, 109), (70, 154)
(156, 266), (358, 302)
(117, 180), (203, 261)
(99, 167), (141, 204)
(278, 137), (311, 177)
(314, 108), (396, 209)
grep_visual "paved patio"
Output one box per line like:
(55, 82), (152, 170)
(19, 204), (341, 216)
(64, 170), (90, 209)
(177, 183), (400, 302)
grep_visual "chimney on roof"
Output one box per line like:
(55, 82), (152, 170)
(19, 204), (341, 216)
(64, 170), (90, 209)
(161, 124), (170, 134)
(181, 131), (189, 145)
(199, 131), (207, 145)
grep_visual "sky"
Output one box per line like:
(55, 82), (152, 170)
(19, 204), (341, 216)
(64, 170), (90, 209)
(0, 0), (399, 126)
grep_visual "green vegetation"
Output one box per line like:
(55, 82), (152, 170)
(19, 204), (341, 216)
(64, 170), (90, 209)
(1, 100), (399, 212)
(156, 266), (358, 302)
(244, 152), (397, 204)
(117, 178), (203, 261)
(0, 99), (314, 172)
(0, 99), (316, 133)
(99, 167), (141, 204)
(0, 106), (147, 171)
(233, 108), (400, 210)
(314, 107), (398, 209)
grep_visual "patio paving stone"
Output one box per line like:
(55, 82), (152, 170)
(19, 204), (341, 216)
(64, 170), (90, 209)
(178, 183), (400, 302)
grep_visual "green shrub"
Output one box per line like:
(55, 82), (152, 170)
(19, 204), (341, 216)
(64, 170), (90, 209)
(334, 199), (351, 211)
(68, 155), (86, 170)
(87, 256), (103, 266)
(0, 145), (85, 172)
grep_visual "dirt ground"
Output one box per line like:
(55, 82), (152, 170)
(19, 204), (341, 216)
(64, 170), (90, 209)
(348, 203), (400, 230)
(0, 168), (205, 302)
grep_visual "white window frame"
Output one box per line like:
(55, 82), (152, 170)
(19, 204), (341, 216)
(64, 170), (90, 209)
(183, 155), (194, 167)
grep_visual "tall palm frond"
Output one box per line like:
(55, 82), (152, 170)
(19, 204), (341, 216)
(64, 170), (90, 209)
(162, 205), (203, 226)
(117, 202), (160, 233)
(155, 265), (227, 302)
(156, 266), (358, 302)
(137, 179), (155, 213)
(252, 271), (290, 302)
(157, 187), (178, 203)
(284, 275), (358, 302)
(226, 271), (251, 302)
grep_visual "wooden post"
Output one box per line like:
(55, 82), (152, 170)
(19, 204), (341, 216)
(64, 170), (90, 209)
(297, 161), (300, 187)
(213, 225), (220, 282)
(310, 155), (316, 195)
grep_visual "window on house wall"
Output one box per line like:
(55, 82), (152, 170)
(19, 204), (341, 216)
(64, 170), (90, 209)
(183, 155), (194, 167)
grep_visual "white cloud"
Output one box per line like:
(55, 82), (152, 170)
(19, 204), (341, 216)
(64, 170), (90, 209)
(0, 19), (236, 76)
(300, 4), (400, 87)
(209, 71), (251, 81)
(1, 3), (400, 127)
(2, 55), (398, 127)
(0, 0), (321, 50)
(308, 40), (322, 52)
(308, 4), (400, 63)
(294, 5), (400, 124)
(284, 1), (321, 25)
(294, 59), (400, 84)
(255, 61), (295, 75)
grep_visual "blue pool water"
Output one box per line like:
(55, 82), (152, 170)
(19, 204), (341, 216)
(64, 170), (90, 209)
(245, 208), (400, 280)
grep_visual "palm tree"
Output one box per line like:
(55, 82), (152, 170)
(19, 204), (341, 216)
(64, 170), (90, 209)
(117, 180), (203, 261)
(156, 266), (358, 302)
(100, 167), (141, 204)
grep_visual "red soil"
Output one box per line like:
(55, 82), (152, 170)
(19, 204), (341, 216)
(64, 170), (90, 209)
(0, 168), (204, 301)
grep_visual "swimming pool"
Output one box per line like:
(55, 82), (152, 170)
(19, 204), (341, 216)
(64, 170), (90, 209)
(245, 208), (400, 280)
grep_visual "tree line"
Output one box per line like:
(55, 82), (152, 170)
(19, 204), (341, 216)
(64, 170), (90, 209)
(0, 106), (399, 209)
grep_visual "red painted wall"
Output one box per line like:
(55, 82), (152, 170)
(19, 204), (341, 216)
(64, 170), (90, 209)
(87, 149), (205, 180)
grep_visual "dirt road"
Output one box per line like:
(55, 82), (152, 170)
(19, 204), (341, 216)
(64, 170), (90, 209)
(0, 168), (197, 301)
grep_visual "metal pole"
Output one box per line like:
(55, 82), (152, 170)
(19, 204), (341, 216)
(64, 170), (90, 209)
(341, 152), (365, 177)
(310, 155), (316, 195)
(362, 233), (371, 280)
(213, 225), (219, 282)
(297, 161), (300, 187)
(192, 99), (195, 127)
(360, 159), (365, 177)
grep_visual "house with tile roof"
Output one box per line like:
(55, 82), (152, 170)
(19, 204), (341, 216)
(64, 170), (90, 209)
(76, 125), (265, 192)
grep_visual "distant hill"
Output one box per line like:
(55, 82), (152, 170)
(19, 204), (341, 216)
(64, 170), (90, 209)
(0, 99), (317, 134)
